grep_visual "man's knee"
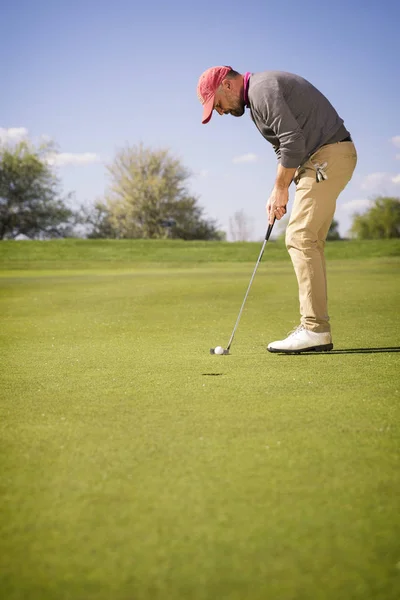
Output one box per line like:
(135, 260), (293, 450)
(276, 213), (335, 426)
(286, 226), (317, 252)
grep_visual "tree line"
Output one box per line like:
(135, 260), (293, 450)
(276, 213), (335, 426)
(0, 137), (399, 241)
(0, 139), (224, 241)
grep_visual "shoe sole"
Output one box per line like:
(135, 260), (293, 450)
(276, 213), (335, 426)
(267, 343), (333, 355)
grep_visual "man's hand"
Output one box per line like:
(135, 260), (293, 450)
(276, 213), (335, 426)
(267, 164), (297, 225)
(266, 187), (289, 225)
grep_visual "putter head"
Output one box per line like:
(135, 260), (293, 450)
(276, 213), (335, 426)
(210, 348), (230, 355)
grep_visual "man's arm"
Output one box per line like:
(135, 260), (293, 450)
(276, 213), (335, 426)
(267, 164), (296, 225)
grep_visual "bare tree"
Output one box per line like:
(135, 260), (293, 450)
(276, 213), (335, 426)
(229, 210), (253, 241)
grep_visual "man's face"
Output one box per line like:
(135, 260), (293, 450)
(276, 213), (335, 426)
(213, 80), (245, 118)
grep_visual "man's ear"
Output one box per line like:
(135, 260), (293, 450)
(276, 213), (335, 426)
(221, 79), (231, 90)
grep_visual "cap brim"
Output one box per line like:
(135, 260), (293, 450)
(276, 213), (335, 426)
(201, 96), (215, 124)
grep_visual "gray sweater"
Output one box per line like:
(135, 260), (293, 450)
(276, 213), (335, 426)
(248, 71), (349, 168)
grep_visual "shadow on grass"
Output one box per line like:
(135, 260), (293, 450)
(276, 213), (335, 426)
(287, 346), (400, 356)
(202, 373), (224, 376)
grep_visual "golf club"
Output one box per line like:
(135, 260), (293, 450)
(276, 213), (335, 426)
(210, 219), (276, 355)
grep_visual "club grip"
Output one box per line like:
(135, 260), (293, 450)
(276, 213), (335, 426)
(265, 218), (276, 241)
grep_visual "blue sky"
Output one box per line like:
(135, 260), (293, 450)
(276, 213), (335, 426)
(1, 0), (399, 239)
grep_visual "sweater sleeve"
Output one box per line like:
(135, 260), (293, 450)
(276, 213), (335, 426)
(253, 83), (306, 168)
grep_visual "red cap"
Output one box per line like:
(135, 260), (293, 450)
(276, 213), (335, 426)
(197, 66), (232, 124)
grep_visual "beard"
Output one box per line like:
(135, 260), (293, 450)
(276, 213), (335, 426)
(230, 107), (245, 117)
(227, 98), (245, 117)
(229, 97), (245, 117)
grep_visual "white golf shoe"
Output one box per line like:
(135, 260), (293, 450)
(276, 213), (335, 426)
(267, 325), (333, 354)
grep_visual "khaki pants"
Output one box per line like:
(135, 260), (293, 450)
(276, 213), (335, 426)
(286, 141), (357, 333)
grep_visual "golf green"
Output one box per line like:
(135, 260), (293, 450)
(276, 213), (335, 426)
(1, 240), (399, 600)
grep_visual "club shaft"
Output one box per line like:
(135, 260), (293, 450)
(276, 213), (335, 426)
(226, 222), (275, 351)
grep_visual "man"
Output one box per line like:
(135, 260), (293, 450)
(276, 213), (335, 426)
(197, 66), (357, 353)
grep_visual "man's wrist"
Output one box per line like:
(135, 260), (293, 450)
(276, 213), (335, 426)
(273, 182), (289, 191)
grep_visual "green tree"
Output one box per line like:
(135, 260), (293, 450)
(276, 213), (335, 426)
(97, 143), (222, 240)
(0, 140), (75, 239)
(351, 196), (400, 239)
(84, 201), (118, 239)
(326, 218), (341, 241)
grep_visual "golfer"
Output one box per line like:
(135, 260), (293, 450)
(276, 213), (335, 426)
(197, 66), (357, 353)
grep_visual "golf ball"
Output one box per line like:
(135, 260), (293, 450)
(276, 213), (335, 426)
(214, 346), (224, 355)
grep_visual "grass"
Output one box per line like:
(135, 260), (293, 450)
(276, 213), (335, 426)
(0, 237), (399, 271)
(1, 239), (399, 600)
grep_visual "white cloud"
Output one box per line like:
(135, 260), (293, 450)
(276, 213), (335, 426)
(361, 172), (391, 191)
(232, 153), (258, 164)
(46, 152), (101, 167)
(341, 199), (373, 213)
(199, 169), (209, 178)
(391, 136), (400, 148)
(0, 127), (100, 168)
(396, 155), (400, 160)
(359, 172), (400, 198)
(0, 127), (28, 143)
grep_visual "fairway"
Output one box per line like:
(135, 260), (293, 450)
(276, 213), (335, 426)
(1, 241), (400, 600)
